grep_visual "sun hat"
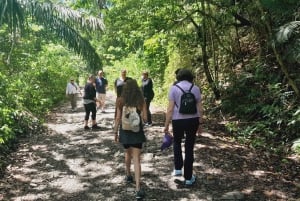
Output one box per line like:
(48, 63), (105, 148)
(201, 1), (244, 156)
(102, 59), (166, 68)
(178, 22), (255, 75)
(161, 133), (173, 151)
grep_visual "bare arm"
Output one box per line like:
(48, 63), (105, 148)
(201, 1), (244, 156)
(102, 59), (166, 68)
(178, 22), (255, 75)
(114, 105), (121, 142)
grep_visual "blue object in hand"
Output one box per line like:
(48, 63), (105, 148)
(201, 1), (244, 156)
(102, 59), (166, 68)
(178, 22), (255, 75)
(161, 133), (173, 151)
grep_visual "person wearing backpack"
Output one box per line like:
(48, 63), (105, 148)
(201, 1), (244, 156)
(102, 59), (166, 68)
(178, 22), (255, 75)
(163, 68), (203, 186)
(114, 79), (147, 199)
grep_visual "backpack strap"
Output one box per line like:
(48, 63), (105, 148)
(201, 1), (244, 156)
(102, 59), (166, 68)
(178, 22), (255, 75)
(174, 84), (185, 93)
(188, 84), (194, 92)
(174, 84), (183, 108)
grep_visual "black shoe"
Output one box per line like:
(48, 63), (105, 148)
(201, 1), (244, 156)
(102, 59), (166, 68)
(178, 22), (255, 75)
(84, 126), (90, 130)
(92, 124), (101, 130)
(135, 189), (145, 199)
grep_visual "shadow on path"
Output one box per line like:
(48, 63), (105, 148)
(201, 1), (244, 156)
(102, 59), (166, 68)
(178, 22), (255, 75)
(0, 91), (299, 201)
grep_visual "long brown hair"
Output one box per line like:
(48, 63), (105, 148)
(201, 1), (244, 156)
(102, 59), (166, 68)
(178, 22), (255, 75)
(121, 79), (144, 109)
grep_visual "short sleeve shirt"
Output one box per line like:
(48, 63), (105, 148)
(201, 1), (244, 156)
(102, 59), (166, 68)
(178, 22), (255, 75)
(95, 77), (108, 94)
(168, 80), (201, 120)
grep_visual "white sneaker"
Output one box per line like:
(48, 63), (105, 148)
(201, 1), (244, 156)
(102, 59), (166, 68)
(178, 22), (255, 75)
(185, 175), (196, 186)
(171, 169), (182, 176)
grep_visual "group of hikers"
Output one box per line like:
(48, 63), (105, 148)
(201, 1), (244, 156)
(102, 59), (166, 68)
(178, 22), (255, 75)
(65, 68), (203, 200)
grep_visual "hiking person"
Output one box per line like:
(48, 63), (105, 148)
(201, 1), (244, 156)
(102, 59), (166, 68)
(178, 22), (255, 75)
(114, 79), (147, 199)
(114, 69), (132, 117)
(141, 71), (154, 126)
(66, 78), (81, 112)
(95, 70), (108, 113)
(114, 69), (132, 98)
(163, 68), (203, 186)
(83, 75), (101, 130)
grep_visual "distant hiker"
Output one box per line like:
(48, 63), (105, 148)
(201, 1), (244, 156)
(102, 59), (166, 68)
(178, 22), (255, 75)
(114, 69), (132, 117)
(83, 75), (101, 130)
(114, 69), (132, 98)
(114, 79), (147, 199)
(141, 71), (154, 126)
(66, 78), (81, 112)
(163, 68), (203, 186)
(95, 70), (108, 113)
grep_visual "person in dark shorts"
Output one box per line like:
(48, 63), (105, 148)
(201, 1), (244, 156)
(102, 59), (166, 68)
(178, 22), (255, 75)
(141, 71), (154, 126)
(114, 79), (147, 199)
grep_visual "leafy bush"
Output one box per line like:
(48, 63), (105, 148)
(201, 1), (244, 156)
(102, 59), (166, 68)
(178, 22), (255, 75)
(0, 42), (85, 172)
(221, 63), (300, 153)
(292, 138), (300, 154)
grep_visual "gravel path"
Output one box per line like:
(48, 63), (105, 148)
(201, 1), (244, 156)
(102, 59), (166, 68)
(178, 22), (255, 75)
(0, 91), (299, 201)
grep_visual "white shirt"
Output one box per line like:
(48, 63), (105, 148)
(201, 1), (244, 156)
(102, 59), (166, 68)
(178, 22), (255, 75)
(66, 82), (79, 95)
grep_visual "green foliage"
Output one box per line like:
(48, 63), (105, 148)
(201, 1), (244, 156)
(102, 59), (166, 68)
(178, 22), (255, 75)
(143, 33), (169, 82)
(292, 138), (300, 154)
(221, 62), (299, 152)
(0, 72), (43, 156)
(0, 30), (85, 162)
(0, 0), (103, 71)
(1, 0), (300, 161)
(276, 21), (300, 64)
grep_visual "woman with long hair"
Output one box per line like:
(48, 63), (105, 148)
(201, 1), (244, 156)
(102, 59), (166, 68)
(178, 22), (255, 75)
(114, 79), (147, 199)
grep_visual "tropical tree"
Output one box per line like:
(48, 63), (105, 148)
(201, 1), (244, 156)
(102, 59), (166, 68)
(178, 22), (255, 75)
(0, 0), (104, 71)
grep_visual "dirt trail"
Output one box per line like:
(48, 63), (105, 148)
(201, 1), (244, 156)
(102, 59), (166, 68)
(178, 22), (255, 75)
(0, 91), (299, 201)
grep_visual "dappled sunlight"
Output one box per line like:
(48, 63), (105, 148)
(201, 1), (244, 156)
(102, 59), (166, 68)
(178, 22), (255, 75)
(249, 170), (273, 178)
(200, 132), (218, 139)
(264, 189), (289, 200)
(1, 92), (299, 200)
(49, 177), (90, 193)
(12, 193), (50, 201)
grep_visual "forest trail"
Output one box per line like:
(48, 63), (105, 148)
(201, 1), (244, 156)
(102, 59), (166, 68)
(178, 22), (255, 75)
(0, 91), (299, 201)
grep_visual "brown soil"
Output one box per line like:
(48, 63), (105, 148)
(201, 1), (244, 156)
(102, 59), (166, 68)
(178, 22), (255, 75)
(0, 92), (299, 201)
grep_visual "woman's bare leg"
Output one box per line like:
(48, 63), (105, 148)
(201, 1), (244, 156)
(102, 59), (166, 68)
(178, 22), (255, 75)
(132, 147), (142, 190)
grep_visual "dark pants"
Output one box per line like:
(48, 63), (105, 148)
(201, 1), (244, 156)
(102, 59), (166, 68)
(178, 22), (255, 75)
(172, 117), (199, 180)
(145, 98), (152, 124)
(84, 102), (96, 121)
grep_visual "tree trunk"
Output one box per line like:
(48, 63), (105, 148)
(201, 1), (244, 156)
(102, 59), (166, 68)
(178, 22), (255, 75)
(200, 0), (221, 100)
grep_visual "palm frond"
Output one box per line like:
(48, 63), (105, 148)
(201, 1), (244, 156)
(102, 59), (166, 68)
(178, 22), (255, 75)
(24, 1), (105, 31)
(1, 0), (103, 70)
(0, 0), (24, 31)
(285, 39), (300, 64)
(36, 15), (102, 70)
(24, 0), (103, 70)
(276, 21), (300, 44)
